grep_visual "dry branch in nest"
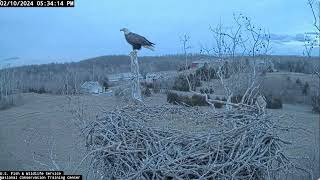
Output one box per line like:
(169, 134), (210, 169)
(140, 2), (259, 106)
(85, 105), (293, 179)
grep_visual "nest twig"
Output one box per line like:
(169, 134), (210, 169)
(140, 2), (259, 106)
(84, 105), (293, 179)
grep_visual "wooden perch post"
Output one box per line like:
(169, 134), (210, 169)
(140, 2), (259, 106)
(130, 50), (142, 102)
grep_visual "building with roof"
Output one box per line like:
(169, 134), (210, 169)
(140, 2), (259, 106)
(80, 81), (103, 94)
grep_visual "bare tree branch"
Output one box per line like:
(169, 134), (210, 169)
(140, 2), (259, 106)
(308, 0), (320, 32)
(180, 34), (192, 70)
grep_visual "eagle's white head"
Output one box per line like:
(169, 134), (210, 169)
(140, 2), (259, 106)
(120, 28), (130, 35)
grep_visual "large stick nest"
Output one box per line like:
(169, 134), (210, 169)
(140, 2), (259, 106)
(85, 105), (292, 179)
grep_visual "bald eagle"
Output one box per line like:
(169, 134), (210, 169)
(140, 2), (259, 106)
(120, 28), (155, 51)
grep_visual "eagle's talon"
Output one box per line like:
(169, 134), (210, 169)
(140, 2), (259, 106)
(129, 50), (138, 56)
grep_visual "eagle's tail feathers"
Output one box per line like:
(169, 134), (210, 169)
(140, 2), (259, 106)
(143, 45), (155, 51)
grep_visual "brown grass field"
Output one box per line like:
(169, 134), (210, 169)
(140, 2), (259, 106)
(0, 71), (319, 179)
(0, 91), (319, 179)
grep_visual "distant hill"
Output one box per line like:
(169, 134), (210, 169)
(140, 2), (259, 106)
(1, 54), (317, 95)
(0, 54), (210, 94)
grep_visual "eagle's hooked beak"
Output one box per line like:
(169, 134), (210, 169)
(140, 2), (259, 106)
(120, 28), (124, 32)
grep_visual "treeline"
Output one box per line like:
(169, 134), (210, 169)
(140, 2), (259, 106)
(271, 55), (319, 74)
(0, 54), (317, 95)
(0, 54), (205, 95)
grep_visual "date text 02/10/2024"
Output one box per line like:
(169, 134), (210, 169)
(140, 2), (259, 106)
(0, 0), (74, 7)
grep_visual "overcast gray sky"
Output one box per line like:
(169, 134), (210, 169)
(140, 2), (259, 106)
(0, 0), (316, 65)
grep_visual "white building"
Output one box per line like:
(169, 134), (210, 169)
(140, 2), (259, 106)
(80, 81), (103, 94)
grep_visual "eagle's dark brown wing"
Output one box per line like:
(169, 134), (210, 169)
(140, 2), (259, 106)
(125, 32), (155, 46)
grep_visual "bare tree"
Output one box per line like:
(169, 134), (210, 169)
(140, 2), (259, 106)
(180, 34), (192, 70)
(180, 33), (215, 108)
(308, 0), (320, 32)
(204, 14), (270, 110)
(305, 0), (320, 102)
(305, 0), (320, 79)
(0, 60), (21, 109)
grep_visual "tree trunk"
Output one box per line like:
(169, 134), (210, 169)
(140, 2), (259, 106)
(130, 51), (142, 102)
